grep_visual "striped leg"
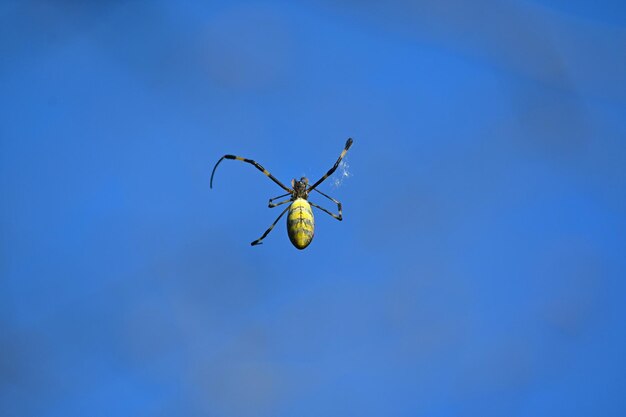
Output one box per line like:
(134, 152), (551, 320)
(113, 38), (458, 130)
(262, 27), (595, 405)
(268, 192), (292, 208)
(269, 198), (292, 208)
(308, 138), (353, 191)
(310, 188), (343, 221)
(251, 205), (291, 246)
(211, 155), (291, 192)
(310, 202), (342, 221)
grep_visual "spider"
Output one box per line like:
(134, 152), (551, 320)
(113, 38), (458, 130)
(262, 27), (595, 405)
(210, 138), (353, 249)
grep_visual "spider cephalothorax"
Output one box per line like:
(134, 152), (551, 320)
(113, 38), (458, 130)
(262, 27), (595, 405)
(291, 177), (309, 199)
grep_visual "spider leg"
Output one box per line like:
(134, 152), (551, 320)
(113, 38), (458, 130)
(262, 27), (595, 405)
(311, 189), (342, 220)
(310, 201), (342, 221)
(211, 155), (291, 192)
(269, 198), (293, 208)
(307, 138), (353, 192)
(251, 204), (291, 246)
(268, 192), (292, 208)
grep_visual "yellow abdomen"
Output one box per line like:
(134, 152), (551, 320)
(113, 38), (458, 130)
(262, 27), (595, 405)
(287, 198), (314, 249)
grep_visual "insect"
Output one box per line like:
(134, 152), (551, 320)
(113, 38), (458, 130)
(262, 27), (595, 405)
(210, 138), (354, 249)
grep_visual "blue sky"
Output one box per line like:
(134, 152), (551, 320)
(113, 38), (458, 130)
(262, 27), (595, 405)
(1, 1), (626, 416)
